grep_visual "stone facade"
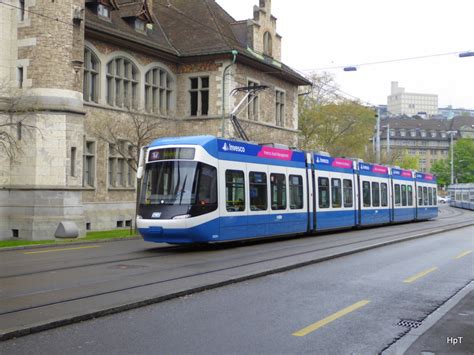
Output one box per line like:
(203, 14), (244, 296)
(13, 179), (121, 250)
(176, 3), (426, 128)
(0, 0), (309, 240)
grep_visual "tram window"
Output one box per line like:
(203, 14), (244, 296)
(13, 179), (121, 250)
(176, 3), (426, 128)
(195, 164), (217, 205)
(395, 184), (401, 206)
(363, 181), (371, 207)
(318, 177), (330, 209)
(226, 170), (245, 212)
(271, 173), (286, 210)
(371, 182), (380, 207)
(423, 186), (428, 205)
(381, 183), (388, 207)
(407, 185), (413, 206)
(331, 178), (342, 208)
(289, 175), (303, 209)
(433, 188), (437, 205)
(401, 185), (407, 206)
(418, 186), (423, 206)
(428, 187), (433, 205)
(249, 172), (267, 211)
(343, 179), (353, 208)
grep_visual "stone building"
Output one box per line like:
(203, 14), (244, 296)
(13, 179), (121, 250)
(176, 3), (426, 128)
(0, 0), (310, 240)
(379, 116), (474, 172)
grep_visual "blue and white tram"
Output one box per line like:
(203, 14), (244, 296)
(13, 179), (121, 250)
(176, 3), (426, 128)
(391, 168), (416, 222)
(136, 136), (438, 244)
(448, 183), (474, 211)
(415, 172), (438, 220)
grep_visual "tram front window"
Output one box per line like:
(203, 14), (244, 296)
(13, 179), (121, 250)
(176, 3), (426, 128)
(139, 161), (217, 218)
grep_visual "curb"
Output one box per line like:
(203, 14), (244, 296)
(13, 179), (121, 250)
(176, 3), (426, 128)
(381, 281), (473, 355)
(1, 222), (473, 341)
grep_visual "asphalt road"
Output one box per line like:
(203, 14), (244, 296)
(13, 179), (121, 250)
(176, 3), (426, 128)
(0, 224), (472, 354)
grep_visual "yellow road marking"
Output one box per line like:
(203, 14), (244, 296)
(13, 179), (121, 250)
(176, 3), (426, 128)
(23, 245), (100, 254)
(454, 250), (473, 260)
(292, 300), (370, 337)
(403, 267), (438, 283)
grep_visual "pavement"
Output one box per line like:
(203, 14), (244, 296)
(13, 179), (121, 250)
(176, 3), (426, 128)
(384, 282), (474, 355)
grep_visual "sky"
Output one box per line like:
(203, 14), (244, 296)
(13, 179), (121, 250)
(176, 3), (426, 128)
(216, 0), (474, 109)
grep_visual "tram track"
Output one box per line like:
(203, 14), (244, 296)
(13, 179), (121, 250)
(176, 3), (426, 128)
(1, 215), (473, 316)
(0, 207), (470, 281)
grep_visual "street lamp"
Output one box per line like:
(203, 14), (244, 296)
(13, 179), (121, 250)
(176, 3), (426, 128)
(459, 51), (474, 58)
(446, 130), (457, 184)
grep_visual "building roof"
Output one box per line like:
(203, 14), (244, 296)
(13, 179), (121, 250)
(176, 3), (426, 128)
(380, 116), (474, 140)
(85, 0), (311, 85)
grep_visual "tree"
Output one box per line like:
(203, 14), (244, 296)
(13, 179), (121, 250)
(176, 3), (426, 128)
(90, 107), (169, 229)
(392, 150), (420, 170)
(431, 138), (474, 185)
(0, 79), (39, 161)
(298, 73), (375, 158)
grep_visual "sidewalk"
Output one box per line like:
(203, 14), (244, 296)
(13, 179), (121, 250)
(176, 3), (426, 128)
(385, 283), (473, 354)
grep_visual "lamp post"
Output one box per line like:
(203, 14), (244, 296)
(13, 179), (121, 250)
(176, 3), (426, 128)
(446, 130), (456, 184)
(381, 124), (390, 154)
(376, 107), (381, 163)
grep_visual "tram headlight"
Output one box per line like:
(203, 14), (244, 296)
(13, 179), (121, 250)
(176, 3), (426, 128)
(172, 214), (191, 220)
(136, 215), (143, 220)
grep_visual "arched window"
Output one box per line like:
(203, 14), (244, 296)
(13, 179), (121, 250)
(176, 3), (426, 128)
(106, 57), (139, 109)
(263, 31), (272, 57)
(145, 67), (173, 115)
(83, 48), (100, 103)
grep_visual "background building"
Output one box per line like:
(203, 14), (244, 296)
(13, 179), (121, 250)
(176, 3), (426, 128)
(379, 116), (474, 172)
(0, 0), (310, 240)
(387, 81), (438, 117)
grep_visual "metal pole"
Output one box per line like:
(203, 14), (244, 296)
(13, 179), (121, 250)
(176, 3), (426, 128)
(376, 108), (381, 163)
(387, 124), (390, 154)
(220, 50), (238, 138)
(450, 132), (454, 184)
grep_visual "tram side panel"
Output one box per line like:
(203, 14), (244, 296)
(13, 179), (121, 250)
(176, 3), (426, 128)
(358, 163), (391, 226)
(313, 155), (357, 231)
(415, 173), (438, 220)
(391, 169), (416, 222)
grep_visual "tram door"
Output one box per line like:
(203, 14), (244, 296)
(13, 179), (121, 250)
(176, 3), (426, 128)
(219, 160), (248, 240)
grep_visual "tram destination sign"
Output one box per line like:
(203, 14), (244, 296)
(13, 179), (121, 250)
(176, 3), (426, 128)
(148, 147), (195, 162)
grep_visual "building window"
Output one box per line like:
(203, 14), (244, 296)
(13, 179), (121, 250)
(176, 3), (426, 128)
(145, 67), (173, 115)
(263, 31), (272, 56)
(400, 130), (406, 137)
(70, 147), (77, 177)
(108, 142), (134, 188)
(135, 18), (145, 32)
(17, 66), (24, 88)
(249, 172), (267, 211)
(226, 170), (245, 212)
(97, 4), (110, 19)
(189, 76), (209, 116)
(106, 57), (139, 109)
(83, 140), (96, 187)
(247, 80), (259, 121)
(289, 175), (303, 209)
(275, 90), (285, 127)
(270, 173), (286, 210)
(19, 0), (25, 21)
(84, 48), (100, 103)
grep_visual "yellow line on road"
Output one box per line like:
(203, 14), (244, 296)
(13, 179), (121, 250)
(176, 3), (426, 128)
(403, 267), (438, 283)
(292, 300), (370, 337)
(454, 250), (473, 260)
(23, 245), (100, 254)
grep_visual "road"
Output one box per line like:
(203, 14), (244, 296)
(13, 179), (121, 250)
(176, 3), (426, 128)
(0, 224), (472, 354)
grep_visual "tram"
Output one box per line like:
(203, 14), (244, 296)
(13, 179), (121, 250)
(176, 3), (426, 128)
(136, 136), (438, 244)
(447, 183), (474, 210)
